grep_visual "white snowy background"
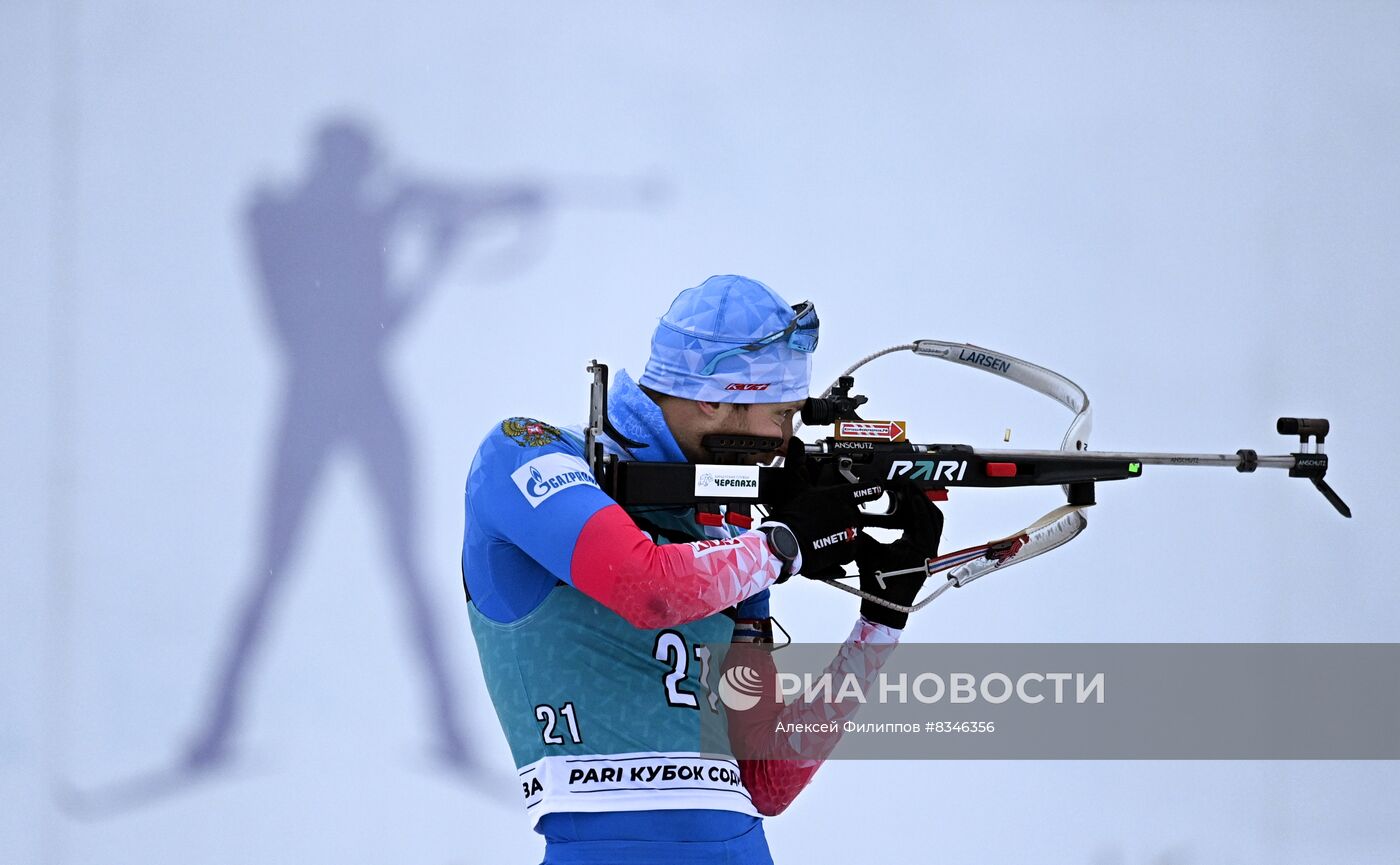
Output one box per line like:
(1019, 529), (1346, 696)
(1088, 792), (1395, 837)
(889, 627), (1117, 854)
(3, 2), (1398, 863)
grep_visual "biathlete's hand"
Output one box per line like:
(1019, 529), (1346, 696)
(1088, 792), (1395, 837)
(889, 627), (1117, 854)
(763, 437), (881, 579)
(856, 483), (945, 630)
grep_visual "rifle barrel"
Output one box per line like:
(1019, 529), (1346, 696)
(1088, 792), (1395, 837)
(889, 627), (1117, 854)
(804, 443), (1300, 471)
(969, 448), (1298, 470)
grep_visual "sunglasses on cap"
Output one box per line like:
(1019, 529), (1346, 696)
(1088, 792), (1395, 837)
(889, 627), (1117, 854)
(699, 301), (819, 376)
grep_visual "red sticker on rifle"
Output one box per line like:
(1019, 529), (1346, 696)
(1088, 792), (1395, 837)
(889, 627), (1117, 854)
(836, 420), (907, 442)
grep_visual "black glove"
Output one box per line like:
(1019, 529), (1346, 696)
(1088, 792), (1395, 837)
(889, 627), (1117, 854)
(765, 488), (861, 577)
(763, 438), (877, 579)
(856, 484), (944, 630)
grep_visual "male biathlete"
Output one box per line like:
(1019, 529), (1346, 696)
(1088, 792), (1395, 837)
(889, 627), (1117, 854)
(462, 275), (942, 863)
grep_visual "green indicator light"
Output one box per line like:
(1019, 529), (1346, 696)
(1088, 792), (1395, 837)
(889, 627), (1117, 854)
(1128, 462), (1141, 473)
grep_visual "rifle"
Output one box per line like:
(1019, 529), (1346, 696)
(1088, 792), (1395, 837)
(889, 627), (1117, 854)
(582, 340), (1349, 616)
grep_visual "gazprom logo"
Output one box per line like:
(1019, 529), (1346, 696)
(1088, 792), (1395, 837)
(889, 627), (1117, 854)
(511, 453), (597, 508)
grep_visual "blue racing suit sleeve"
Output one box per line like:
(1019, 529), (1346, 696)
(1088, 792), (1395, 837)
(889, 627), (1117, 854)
(463, 420), (612, 620)
(463, 417), (784, 627)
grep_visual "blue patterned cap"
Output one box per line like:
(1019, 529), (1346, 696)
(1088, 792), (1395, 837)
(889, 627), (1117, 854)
(639, 275), (818, 403)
